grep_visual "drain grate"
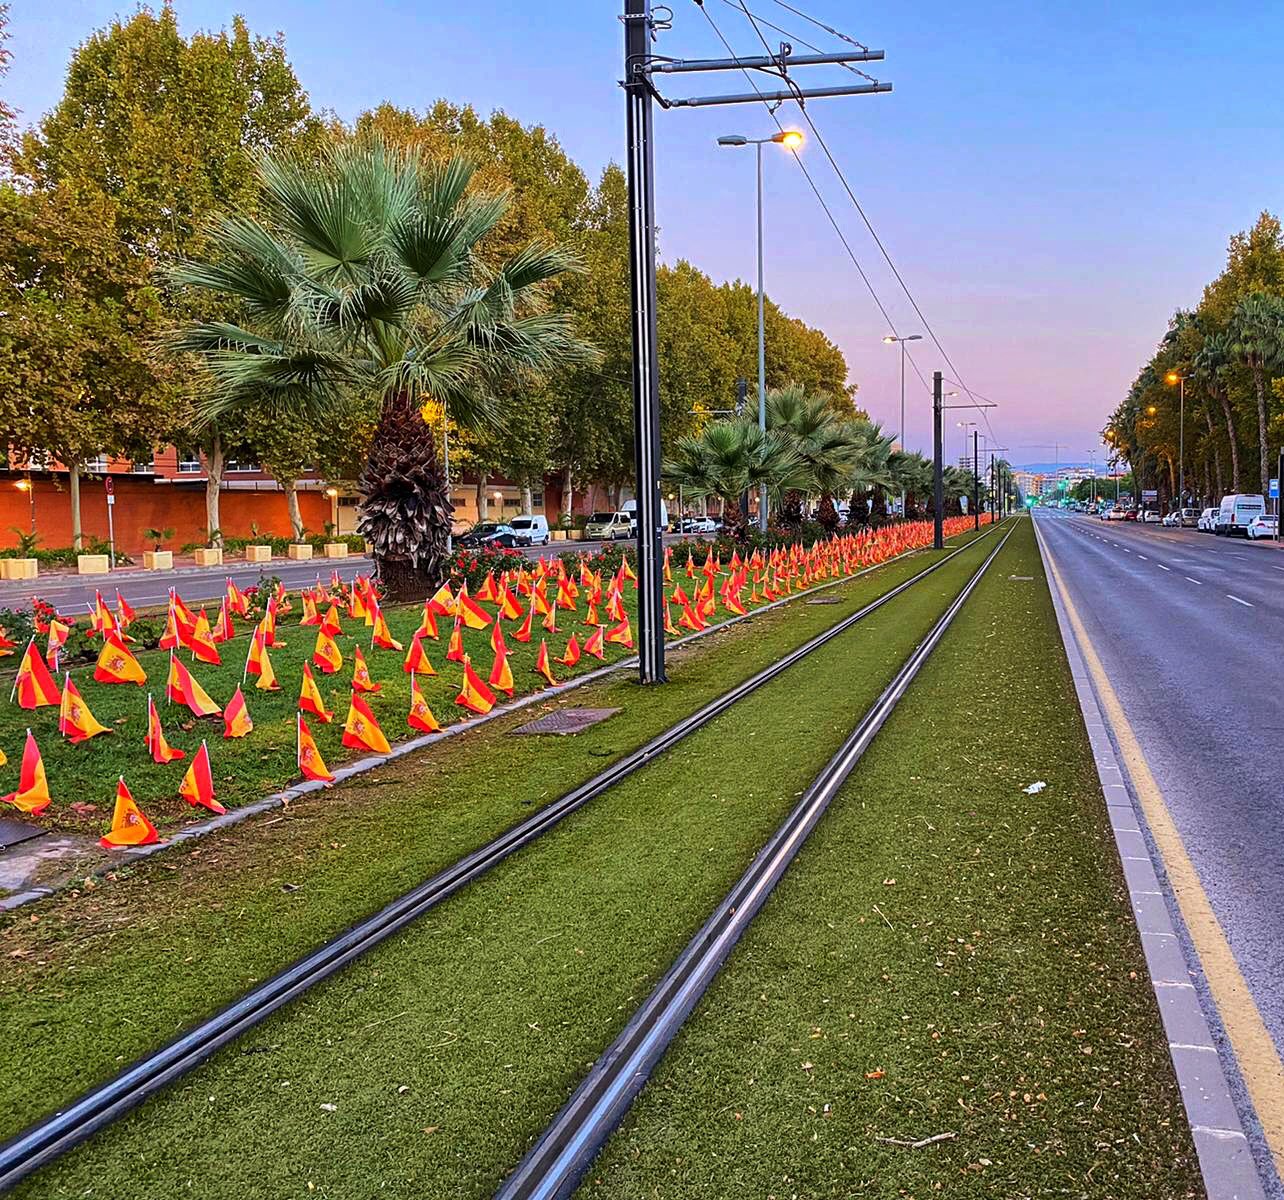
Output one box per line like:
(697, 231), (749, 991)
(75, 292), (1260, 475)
(0, 818), (44, 850)
(513, 707), (621, 736)
(805, 596), (841, 605)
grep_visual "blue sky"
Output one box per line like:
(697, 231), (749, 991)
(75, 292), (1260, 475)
(7, 1), (1284, 466)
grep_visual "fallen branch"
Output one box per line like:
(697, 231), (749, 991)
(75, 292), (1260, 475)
(875, 1131), (957, 1150)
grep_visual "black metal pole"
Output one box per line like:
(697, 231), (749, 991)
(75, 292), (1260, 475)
(932, 371), (943, 549)
(972, 429), (979, 531)
(623, 0), (666, 683)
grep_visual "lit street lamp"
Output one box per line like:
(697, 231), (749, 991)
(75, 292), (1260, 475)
(717, 128), (804, 531)
(1165, 370), (1185, 506)
(14, 477), (34, 535)
(882, 333), (923, 516)
(324, 485), (339, 532)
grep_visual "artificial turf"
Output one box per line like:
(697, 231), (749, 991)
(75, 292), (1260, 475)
(577, 516), (1203, 1199)
(0, 531), (1001, 1198)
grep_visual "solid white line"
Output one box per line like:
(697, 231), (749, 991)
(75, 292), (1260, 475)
(1185, 577), (1202, 585)
(1227, 594), (1254, 607)
(1156, 563), (1171, 572)
(1137, 554), (1148, 561)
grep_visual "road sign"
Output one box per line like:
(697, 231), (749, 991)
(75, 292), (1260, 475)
(104, 476), (113, 495)
(1270, 477), (1280, 499)
(1142, 489), (1157, 501)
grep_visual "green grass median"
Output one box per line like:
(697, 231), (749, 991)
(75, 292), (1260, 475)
(578, 517), (1202, 1199)
(3, 533), (1002, 1198)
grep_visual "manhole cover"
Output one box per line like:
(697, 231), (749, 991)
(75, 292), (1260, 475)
(513, 708), (621, 736)
(0, 818), (44, 850)
(805, 596), (841, 605)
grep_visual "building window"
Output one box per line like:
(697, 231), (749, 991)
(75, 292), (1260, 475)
(225, 460), (261, 473)
(177, 458), (203, 474)
(84, 455), (109, 473)
(131, 459), (154, 474)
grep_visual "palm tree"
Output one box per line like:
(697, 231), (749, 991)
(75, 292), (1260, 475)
(167, 138), (593, 598)
(888, 451), (933, 516)
(765, 385), (849, 524)
(1228, 292), (1284, 498)
(1194, 330), (1239, 491)
(663, 419), (802, 539)
(841, 418), (895, 523)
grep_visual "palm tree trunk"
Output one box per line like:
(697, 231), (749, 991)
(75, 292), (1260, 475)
(206, 432), (224, 546)
(816, 493), (839, 531)
(720, 494), (748, 540)
(1204, 408), (1223, 498)
(283, 480), (304, 540)
(1253, 364), (1270, 496)
(1218, 387), (1240, 491)
(560, 465), (573, 522)
(68, 463), (82, 551)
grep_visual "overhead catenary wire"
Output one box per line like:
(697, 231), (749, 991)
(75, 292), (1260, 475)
(711, 0), (879, 83)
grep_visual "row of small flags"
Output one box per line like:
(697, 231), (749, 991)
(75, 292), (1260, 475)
(1, 519), (987, 843)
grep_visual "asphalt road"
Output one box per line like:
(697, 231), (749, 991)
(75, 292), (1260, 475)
(1034, 509), (1284, 1062)
(0, 533), (696, 613)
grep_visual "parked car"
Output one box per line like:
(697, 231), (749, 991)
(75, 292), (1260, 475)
(1121, 508), (1139, 521)
(458, 522), (518, 548)
(621, 497), (670, 535)
(507, 514), (549, 546)
(584, 511), (633, 541)
(1141, 508), (1161, 523)
(1246, 514), (1279, 540)
(1197, 507), (1219, 532)
(681, 516), (717, 534)
(1215, 493), (1266, 536)
(1161, 511), (1180, 527)
(1178, 507), (1201, 528)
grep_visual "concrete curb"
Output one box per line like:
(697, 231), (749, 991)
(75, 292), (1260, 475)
(1032, 517), (1266, 1200)
(1, 532), (987, 913)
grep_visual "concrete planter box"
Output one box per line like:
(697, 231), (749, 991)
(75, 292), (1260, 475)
(245, 545), (272, 563)
(143, 551), (173, 571)
(77, 554), (110, 575)
(568, 530), (584, 541)
(323, 543), (348, 559)
(550, 530), (567, 542)
(1, 558), (37, 580)
(287, 543), (313, 561)
(193, 547), (223, 567)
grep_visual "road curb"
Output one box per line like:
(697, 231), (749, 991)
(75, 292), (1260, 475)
(1033, 517), (1267, 1200)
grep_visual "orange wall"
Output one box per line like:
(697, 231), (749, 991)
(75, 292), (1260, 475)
(0, 477), (331, 554)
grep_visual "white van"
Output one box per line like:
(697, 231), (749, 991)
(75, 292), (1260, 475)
(1215, 493), (1265, 536)
(621, 498), (669, 535)
(508, 514), (549, 546)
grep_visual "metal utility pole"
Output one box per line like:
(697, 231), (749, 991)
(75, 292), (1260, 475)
(932, 372), (944, 549)
(620, 0), (892, 683)
(883, 334), (922, 515)
(973, 430), (980, 531)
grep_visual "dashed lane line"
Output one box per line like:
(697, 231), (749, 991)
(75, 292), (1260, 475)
(1156, 563), (1171, 572)
(1186, 577), (1203, 585)
(1227, 594), (1254, 607)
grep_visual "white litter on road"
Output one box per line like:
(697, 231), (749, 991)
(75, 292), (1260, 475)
(1022, 781), (1047, 794)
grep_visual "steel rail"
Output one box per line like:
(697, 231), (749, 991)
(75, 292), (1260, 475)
(495, 521), (1017, 1200)
(0, 524), (999, 1192)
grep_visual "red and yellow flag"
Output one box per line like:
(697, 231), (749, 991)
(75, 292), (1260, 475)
(534, 640), (558, 687)
(99, 779), (160, 848)
(297, 715), (335, 783)
(179, 741), (224, 814)
(320, 603), (343, 637)
(350, 645), (381, 694)
(488, 642), (514, 697)
(455, 654), (496, 715)
(211, 597), (234, 643)
(189, 608), (221, 666)
(313, 628), (344, 675)
(342, 692), (391, 754)
(223, 685), (253, 739)
(583, 625), (606, 661)
(426, 581), (455, 617)
(45, 618), (73, 670)
(14, 640), (61, 708)
(226, 577), (250, 617)
(497, 581), (523, 620)
(605, 614), (634, 649)
(457, 584), (492, 631)
(557, 633), (581, 667)
(171, 590), (198, 644)
(59, 675), (110, 743)
(158, 603), (183, 651)
(407, 672), (441, 734)
(2, 730), (52, 814)
(444, 618), (466, 664)
(371, 608), (403, 651)
(145, 694), (185, 764)
(403, 632), (435, 676)
(299, 662), (334, 723)
(416, 602), (439, 640)
(115, 589), (137, 632)
(93, 631), (147, 686)
(512, 597), (536, 644)
(167, 655), (221, 718)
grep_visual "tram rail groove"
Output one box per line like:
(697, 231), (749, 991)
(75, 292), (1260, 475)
(0, 524), (1001, 1193)
(495, 522), (1017, 1200)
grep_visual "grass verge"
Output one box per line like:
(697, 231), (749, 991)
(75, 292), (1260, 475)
(0, 529), (993, 1149)
(577, 517), (1203, 1199)
(3, 533), (1002, 1198)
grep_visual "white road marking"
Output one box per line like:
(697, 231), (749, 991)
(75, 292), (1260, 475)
(1185, 577), (1202, 585)
(1227, 594), (1254, 607)
(1156, 563), (1171, 571)
(1137, 554), (1148, 561)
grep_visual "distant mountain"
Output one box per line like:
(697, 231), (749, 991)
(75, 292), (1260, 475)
(1014, 461), (1098, 474)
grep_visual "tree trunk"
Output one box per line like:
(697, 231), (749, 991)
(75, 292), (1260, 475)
(1204, 407), (1223, 499)
(1253, 363), (1270, 497)
(521, 482), (533, 514)
(816, 493), (839, 531)
(206, 432), (224, 546)
(68, 463), (82, 551)
(1218, 387), (1240, 492)
(284, 480), (304, 540)
(560, 465), (573, 522)
(719, 494), (748, 540)
(478, 474), (489, 522)
(781, 489), (804, 525)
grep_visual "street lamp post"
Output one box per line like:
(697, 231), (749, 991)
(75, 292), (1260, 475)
(883, 333), (922, 517)
(1165, 371), (1185, 508)
(14, 478), (34, 535)
(718, 129), (804, 532)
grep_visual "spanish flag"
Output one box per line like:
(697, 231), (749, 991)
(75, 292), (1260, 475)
(349, 581), (369, 623)
(145, 694), (185, 764)
(320, 603), (343, 637)
(407, 672), (441, 734)
(189, 608), (221, 666)
(299, 662), (334, 723)
(583, 625), (606, 661)
(158, 603), (182, 651)
(557, 633), (581, 667)
(297, 714), (335, 783)
(606, 614), (634, 649)
(59, 674), (110, 743)
(171, 590), (198, 644)
(403, 632), (435, 676)
(457, 584), (492, 631)
(211, 597), (234, 643)
(223, 685), (253, 739)
(455, 654), (496, 716)
(512, 598), (536, 644)
(179, 741), (224, 814)
(371, 608), (402, 652)
(444, 618), (465, 664)
(99, 779), (160, 848)
(93, 631), (147, 686)
(89, 590), (113, 636)
(342, 692), (392, 754)
(426, 581), (455, 617)
(226, 577), (250, 617)
(115, 589), (137, 632)
(167, 655), (221, 718)
(351, 645), (381, 694)
(534, 640), (558, 687)
(497, 581), (523, 620)
(476, 571), (499, 603)
(663, 601), (678, 636)
(541, 602), (558, 634)
(46, 618), (72, 670)
(14, 639), (61, 708)
(313, 628), (344, 675)
(299, 592), (319, 627)
(2, 730), (52, 814)
(488, 642), (514, 697)
(416, 602), (439, 640)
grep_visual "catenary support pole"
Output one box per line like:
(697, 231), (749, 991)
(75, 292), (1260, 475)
(623, 0), (666, 683)
(756, 139), (768, 532)
(932, 371), (943, 549)
(972, 429), (980, 531)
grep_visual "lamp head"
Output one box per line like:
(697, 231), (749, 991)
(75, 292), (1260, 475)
(773, 129), (804, 149)
(717, 134), (748, 147)
(1165, 371), (1180, 385)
